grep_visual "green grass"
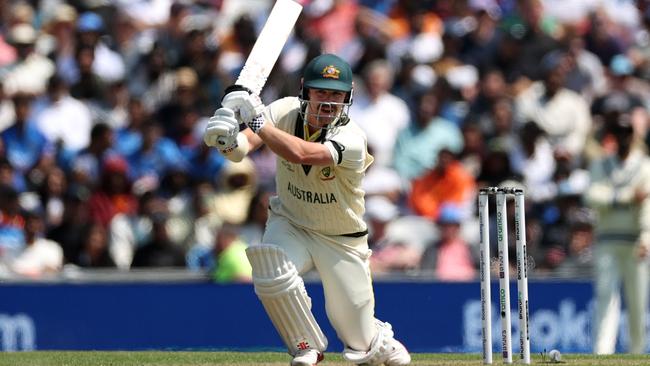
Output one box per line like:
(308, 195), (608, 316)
(1, 352), (649, 366)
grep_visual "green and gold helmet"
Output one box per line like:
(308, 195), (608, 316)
(300, 54), (353, 130)
(303, 53), (353, 94)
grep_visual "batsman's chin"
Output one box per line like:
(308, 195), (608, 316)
(316, 115), (337, 126)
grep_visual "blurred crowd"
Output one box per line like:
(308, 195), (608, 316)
(1, 0), (649, 282)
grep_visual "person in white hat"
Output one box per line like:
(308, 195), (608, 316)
(1, 24), (55, 96)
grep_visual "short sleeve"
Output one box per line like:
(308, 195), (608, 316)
(324, 128), (367, 170)
(266, 97), (301, 133)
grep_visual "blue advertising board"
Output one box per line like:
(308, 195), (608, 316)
(0, 280), (646, 353)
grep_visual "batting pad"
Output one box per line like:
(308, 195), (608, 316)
(246, 244), (328, 355)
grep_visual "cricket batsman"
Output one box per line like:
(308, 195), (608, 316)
(204, 54), (411, 366)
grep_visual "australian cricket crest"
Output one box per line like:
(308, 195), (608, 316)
(321, 65), (340, 79)
(319, 167), (335, 181)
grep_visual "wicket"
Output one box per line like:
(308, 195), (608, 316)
(479, 187), (530, 364)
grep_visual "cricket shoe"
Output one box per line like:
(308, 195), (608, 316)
(382, 337), (410, 366)
(291, 349), (324, 366)
(343, 321), (411, 366)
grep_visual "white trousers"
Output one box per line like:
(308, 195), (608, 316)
(593, 243), (649, 354)
(262, 213), (376, 351)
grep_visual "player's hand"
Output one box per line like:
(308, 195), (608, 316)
(204, 108), (239, 149)
(221, 86), (265, 123)
(633, 187), (648, 205)
(637, 241), (649, 259)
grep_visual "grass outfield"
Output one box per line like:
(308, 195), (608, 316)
(1, 352), (650, 366)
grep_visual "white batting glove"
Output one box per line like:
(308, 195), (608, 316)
(221, 86), (265, 123)
(204, 108), (239, 149)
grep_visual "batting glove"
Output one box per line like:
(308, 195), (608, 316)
(221, 85), (265, 123)
(204, 108), (239, 149)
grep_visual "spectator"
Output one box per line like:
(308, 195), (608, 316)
(498, 0), (560, 81)
(131, 212), (186, 268)
(160, 167), (194, 249)
(482, 96), (517, 152)
(115, 98), (148, 157)
(188, 183), (222, 250)
(0, 158), (24, 192)
(210, 158), (257, 225)
(76, 222), (115, 268)
(367, 195), (428, 273)
(87, 156), (137, 227)
(350, 59), (410, 168)
(73, 12), (126, 83)
(509, 121), (556, 203)
(408, 148), (476, 221)
(211, 223), (252, 283)
(1, 93), (51, 184)
(33, 75), (93, 152)
(1, 24), (55, 96)
(108, 191), (165, 270)
(385, 5), (443, 69)
(538, 190), (587, 272)
(458, 8), (502, 72)
(70, 44), (108, 108)
(70, 122), (118, 189)
(182, 137), (226, 187)
(515, 50), (592, 167)
(247, 144), (276, 191)
(0, 185), (25, 262)
(458, 122), (488, 178)
(419, 203), (476, 281)
(468, 69), (508, 122)
(126, 120), (188, 193)
(155, 67), (207, 140)
(393, 90), (463, 181)
(129, 44), (177, 112)
(47, 190), (91, 264)
(9, 208), (63, 277)
(239, 189), (272, 248)
(583, 10), (624, 68)
(38, 167), (68, 229)
(99, 80), (130, 130)
(154, 2), (190, 68)
(554, 208), (595, 277)
(45, 3), (78, 84)
(563, 27), (607, 103)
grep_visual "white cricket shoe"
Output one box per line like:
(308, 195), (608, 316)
(383, 338), (411, 366)
(291, 349), (324, 366)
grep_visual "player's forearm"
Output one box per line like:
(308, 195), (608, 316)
(218, 130), (263, 163)
(242, 128), (263, 152)
(257, 124), (332, 165)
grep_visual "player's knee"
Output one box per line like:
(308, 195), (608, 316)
(246, 244), (304, 296)
(246, 244), (327, 353)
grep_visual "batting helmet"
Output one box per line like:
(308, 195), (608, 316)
(302, 54), (353, 94)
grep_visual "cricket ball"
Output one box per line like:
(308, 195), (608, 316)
(549, 349), (561, 363)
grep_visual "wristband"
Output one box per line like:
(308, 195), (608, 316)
(249, 114), (267, 133)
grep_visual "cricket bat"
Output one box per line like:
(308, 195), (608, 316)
(235, 0), (303, 95)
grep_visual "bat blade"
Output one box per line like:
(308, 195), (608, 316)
(235, 0), (303, 95)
